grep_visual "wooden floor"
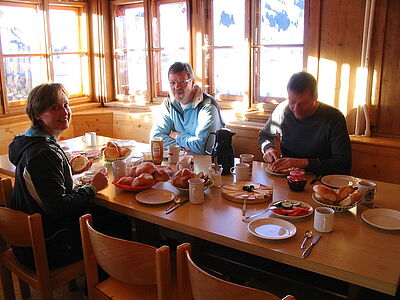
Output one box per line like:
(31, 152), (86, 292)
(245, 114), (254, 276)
(0, 274), (86, 300)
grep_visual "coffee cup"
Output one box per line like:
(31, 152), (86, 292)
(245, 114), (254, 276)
(82, 132), (97, 147)
(112, 160), (127, 179)
(189, 178), (205, 204)
(314, 207), (335, 233)
(357, 180), (377, 208)
(177, 155), (194, 171)
(168, 145), (180, 164)
(230, 163), (250, 182)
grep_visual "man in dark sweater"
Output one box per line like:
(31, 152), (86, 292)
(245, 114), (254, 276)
(258, 72), (351, 175)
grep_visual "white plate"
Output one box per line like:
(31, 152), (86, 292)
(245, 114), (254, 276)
(247, 218), (297, 240)
(136, 189), (175, 205)
(321, 175), (360, 188)
(264, 167), (288, 177)
(361, 208), (400, 230)
(269, 200), (313, 219)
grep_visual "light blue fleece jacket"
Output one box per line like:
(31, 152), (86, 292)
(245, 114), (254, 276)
(150, 92), (224, 154)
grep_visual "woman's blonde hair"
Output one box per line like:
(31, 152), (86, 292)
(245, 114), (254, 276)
(26, 83), (68, 130)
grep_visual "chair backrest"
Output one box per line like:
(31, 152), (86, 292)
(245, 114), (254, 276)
(79, 214), (172, 300)
(0, 207), (51, 290)
(177, 243), (295, 300)
(0, 177), (12, 208)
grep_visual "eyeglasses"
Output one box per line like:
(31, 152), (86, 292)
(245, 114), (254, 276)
(169, 78), (192, 86)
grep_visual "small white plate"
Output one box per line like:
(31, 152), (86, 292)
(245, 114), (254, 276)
(321, 175), (360, 188)
(264, 167), (288, 177)
(247, 218), (297, 240)
(269, 201), (313, 219)
(361, 208), (400, 230)
(136, 189), (175, 205)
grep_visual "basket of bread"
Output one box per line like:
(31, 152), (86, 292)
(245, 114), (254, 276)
(171, 168), (212, 191)
(102, 141), (132, 162)
(312, 184), (361, 212)
(112, 162), (174, 192)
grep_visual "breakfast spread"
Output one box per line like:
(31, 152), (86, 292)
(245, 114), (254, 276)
(171, 168), (210, 189)
(313, 184), (361, 206)
(102, 141), (131, 159)
(221, 182), (273, 203)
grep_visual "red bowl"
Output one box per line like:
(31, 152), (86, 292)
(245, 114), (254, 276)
(112, 178), (158, 192)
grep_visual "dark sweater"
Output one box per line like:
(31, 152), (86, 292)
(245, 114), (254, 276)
(258, 101), (351, 175)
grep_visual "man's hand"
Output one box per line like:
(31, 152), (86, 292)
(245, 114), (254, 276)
(271, 158), (309, 172)
(263, 148), (280, 163)
(169, 131), (180, 139)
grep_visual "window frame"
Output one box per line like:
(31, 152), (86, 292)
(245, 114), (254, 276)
(0, 0), (91, 116)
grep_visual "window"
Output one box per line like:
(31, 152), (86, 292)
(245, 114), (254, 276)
(111, 0), (304, 107)
(112, 0), (190, 103)
(0, 1), (90, 114)
(255, 0), (304, 102)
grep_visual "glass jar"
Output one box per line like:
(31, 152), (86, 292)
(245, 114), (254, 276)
(209, 163), (223, 188)
(151, 137), (163, 165)
(287, 170), (306, 192)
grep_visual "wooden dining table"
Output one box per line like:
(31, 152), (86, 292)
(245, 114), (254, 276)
(1, 135), (399, 297)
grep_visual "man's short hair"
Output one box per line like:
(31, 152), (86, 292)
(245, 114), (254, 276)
(287, 72), (318, 98)
(168, 62), (194, 79)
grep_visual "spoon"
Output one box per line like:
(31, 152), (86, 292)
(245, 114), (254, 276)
(300, 230), (313, 249)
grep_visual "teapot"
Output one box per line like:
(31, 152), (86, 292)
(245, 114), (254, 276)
(205, 128), (235, 175)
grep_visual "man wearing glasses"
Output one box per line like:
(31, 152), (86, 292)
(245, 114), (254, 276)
(150, 62), (224, 154)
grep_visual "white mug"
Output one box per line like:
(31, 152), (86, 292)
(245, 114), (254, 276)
(189, 178), (205, 205)
(177, 155), (194, 171)
(112, 160), (127, 179)
(83, 132), (97, 147)
(314, 207), (335, 233)
(230, 163), (250, 182)
(168, 145), (181, 164)
(357, 180), (377, 208)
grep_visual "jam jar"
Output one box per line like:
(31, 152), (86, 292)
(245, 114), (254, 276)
(287, 170), (307, 192)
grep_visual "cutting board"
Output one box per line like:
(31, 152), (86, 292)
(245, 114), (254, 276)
(221, 181), (273, 204)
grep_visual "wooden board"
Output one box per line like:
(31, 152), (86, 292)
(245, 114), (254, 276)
(221, 181), (273, 204)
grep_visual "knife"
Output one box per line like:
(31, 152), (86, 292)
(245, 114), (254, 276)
(309, 175), (322, 185)
(165, 199), (189, 214)
(302, 235), (322, 258)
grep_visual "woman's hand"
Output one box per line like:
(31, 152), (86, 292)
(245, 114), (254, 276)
(263, 148), (279, 163)
(91, 172), (108, 192)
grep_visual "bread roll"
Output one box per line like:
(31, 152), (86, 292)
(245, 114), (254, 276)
(136, 162), (156, 176)
(156, 165), (175, 177)
(116, 176), (134, 186)
(104, 147), (120, 158)
(337, 185), (355, 201)
(128, 166), (137, 177)
(338, 190), (361, 206)
(71, 155), (89, 173)
(106, 141), (119, 149)
(120, 147), (131, 157)
(312, 185), (338, 202)
(314, 192), (336, 205)
(132, 173), (153, 187)
(153, 169), (170, 182)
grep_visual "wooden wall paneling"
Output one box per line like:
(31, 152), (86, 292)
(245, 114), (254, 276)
(72, 112), (113, 137)
(375, 0), (400, 137)
(113, 111), (153, 143)
(318, 0), (365, 134)
(366, 0), (388, 128)
(304, 0), (321, 77)
(351, 143), (400, 184)
(0, 122), (30, 155)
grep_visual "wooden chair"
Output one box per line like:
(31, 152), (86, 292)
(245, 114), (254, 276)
(0, 176), (12, 207)
(177, 243), (296, 300)
(79, 214), (173, 300)
(0, 207), (84, 300)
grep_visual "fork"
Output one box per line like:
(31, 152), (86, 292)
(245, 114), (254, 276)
(165, 194), (180, 211)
